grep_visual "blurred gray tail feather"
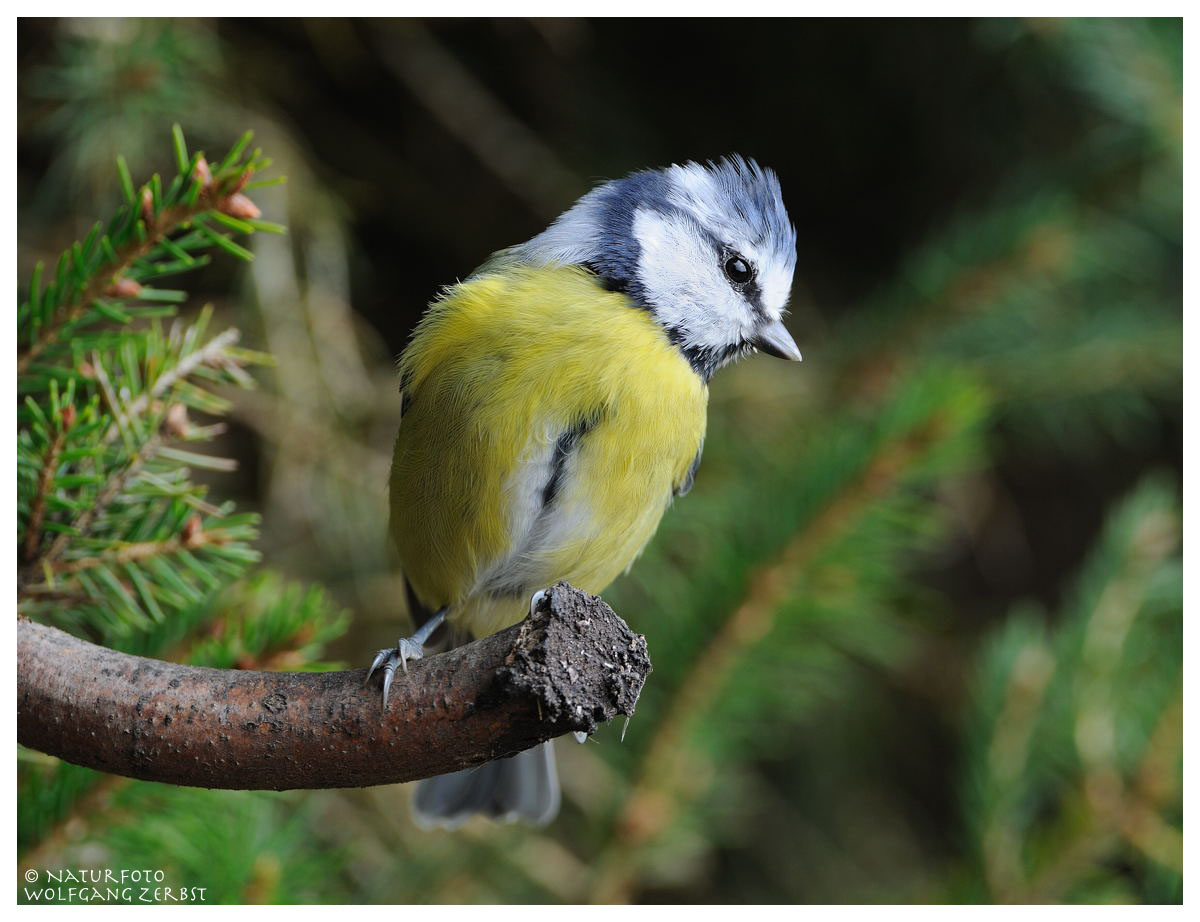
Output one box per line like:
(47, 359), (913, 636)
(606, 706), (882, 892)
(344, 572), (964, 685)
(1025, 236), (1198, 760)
(411, 741), (561, 829)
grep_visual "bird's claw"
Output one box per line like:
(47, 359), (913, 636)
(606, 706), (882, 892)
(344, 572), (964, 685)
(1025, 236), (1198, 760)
(363, 607), (448, 709)
(529, 588), (547, 618)
(365, 636), (426, 708)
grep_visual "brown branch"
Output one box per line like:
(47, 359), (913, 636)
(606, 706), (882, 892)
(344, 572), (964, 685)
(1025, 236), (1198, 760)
(17, 582), (651, 791)
(35, 522), (235, 579)
(22, 406), (75, 563)
(19, 194), (218, 375)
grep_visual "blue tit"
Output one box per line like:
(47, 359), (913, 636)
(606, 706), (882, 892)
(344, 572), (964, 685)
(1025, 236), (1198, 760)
(368, 155), (800, 829)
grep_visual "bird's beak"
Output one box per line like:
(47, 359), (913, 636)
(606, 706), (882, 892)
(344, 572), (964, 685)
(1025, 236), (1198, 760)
(750, 318), (802, 362)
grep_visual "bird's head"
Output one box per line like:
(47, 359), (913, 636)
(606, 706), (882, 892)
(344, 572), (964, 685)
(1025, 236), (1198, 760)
(519, 156), (800, 380)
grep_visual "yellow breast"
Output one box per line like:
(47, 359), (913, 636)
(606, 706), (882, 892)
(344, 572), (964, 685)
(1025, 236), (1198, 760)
(390, 265), (707, 638)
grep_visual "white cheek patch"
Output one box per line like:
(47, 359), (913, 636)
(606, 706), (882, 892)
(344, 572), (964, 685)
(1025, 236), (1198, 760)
(664, 161), (797, 319)
(758, 261), (794, 319)
(633, 208), (759, 354)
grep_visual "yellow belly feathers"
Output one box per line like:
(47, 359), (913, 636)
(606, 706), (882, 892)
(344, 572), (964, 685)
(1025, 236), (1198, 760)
(390, 265), (707, 639)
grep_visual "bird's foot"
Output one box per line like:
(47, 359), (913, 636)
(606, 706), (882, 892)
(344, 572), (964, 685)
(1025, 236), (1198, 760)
(366, 607), (447, 708)
(529, 588), (548, 618)
(366, 639), (424, 708)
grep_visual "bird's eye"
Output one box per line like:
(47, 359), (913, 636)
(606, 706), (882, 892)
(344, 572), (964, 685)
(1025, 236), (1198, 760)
(723, 253), (754, 286)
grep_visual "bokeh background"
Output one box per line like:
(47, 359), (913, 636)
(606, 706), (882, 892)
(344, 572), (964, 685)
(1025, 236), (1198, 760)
(17, 17), (1182, 904)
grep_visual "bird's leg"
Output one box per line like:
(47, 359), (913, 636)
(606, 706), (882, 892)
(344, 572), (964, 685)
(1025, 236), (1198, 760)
(366, 607), (447, 708)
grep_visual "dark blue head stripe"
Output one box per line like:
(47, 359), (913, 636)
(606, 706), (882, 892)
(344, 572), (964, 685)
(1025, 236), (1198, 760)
(583, 169), (674, 304)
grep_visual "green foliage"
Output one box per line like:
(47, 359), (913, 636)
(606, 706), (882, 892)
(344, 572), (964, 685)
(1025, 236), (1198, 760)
(611, 366), (987, 759)
(578, 366), (989, 896)
(17, 754), (102, 855)
(17, 126), (349, 902)
(23, 20), (231, 216)
(76, 787), (346, 904)
(17, 17), (1180, 907)
(961, 478), (1181, 903)
(18, 121), (275, 377)
(18, 780), (349, 905)
(834, 182), (1180, 459)
(17, 126), (282, 643)
(183, 572), (350, 671)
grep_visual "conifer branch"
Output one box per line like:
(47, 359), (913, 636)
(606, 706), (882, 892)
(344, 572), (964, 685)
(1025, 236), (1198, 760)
(41, 434), (162, 567)
(101, 328), (242, 444)
(31, 323), (251, 582)
(20, 187), (233, 375)
(591, 411), (952, 903)
(23, 406), (75, 564)
(31, 518), (232, 580)
(17, 584), (650, 791)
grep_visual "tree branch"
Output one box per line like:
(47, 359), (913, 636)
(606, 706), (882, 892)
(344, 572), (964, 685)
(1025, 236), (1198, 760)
(590, 411), (953, 902)
(22, 405), (74, 564)
(101, 327), (242, 444)
(42, 522), (237, 578)
(17, 582), (650, 791)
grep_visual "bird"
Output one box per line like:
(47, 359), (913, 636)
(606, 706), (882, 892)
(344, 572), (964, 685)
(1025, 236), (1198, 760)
(368, 155), (800, 829)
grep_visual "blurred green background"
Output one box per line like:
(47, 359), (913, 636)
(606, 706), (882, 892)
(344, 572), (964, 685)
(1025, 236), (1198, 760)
(17, 17), (1181, 904)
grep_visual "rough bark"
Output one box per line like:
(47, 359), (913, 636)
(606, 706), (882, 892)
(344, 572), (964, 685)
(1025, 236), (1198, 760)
(17, 582), (650, 790)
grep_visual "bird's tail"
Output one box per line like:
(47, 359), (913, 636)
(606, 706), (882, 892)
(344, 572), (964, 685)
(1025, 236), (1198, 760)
(411, 741), (561, 829)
